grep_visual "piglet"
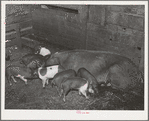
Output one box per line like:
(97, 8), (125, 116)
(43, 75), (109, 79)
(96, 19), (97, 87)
(51, 69), (76, 96)
(20, 54), (45, 70)
(60, 77), (94, 102)
(6, 66), (34, 85)
(34, 65), (65, 88)
(34, 45), (51, 57)
(77, 67), (99, 94)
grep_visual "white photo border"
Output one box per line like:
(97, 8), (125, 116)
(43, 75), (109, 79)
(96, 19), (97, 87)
(1, 1), (148, 120)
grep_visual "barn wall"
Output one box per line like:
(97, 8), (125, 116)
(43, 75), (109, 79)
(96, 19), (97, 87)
(87, 5), (144, 67)
(6, 4), (33, 25)
(32, 5), (88, 49)
(31, 5), (144, 69)
(6, 5), (34, 48)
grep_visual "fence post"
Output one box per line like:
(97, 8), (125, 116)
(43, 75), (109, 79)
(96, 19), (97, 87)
(16, 23), (22, 49)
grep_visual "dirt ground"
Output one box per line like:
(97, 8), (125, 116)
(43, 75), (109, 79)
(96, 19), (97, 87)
(5, 43), (144, 110)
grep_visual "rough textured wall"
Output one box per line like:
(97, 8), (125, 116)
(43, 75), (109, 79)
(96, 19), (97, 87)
(5, 5), (35, 48)
(87, 5), (144, 67)
(32, 5), (88, 49)
(6, 4), (33, 24)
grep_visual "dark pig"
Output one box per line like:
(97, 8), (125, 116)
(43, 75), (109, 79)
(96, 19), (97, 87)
(51, 69), (76, 96)
(20, 54), (45, 70)
(77, 67), (99, 94)
(6, 66), (36, 85)
(61, 77), (94, 102)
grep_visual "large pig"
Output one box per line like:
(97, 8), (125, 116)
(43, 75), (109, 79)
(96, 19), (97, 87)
(45, 50), (144, 97)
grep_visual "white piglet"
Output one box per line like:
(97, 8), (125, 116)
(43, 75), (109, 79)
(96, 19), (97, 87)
(39, 47), (51, 56)
(35, 46), (51, 57)
(34, 65), (65, 88)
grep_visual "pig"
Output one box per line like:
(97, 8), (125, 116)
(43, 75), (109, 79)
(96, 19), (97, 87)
(45, 50), (144, 97)
(34, 45), (51, 57)
(60, 77), (94, 102)
(34, 65), (65, 88)
(51, 69), (77, 96)
(20, 54), (45, 70)
(43, 57), (60, 66)
(77, 67), (99, 94)
(6, 66), (36, 85)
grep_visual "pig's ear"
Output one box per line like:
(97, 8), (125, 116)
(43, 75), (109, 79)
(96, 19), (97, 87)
(39, 46), (42, 49)
(35, 50), (39, 54)
(35, 47), (40, 54)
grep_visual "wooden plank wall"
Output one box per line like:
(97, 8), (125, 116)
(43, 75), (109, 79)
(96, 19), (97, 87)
(32, 5), (144, 70)
(6, 5), (33, 48)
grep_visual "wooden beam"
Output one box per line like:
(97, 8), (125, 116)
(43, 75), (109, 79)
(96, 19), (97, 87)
(16, 24), (21, 49)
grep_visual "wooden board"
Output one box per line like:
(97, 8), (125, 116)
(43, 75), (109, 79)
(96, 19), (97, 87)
(6, 13), (32, 25)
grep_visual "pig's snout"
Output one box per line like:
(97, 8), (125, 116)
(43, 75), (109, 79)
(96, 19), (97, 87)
(88, 84), (95, 94)
(88, 88), (94, 94)
(33, 70), (38, 77)
(35, 50), (39, 54)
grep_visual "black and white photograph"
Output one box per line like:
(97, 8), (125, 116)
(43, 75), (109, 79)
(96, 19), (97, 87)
(1, 1), (148, 120)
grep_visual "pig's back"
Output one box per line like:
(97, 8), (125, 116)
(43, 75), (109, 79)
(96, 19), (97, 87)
(55, 69), (76, 78)
(63, 77), (86, 86)
(21, 54), (44, 65)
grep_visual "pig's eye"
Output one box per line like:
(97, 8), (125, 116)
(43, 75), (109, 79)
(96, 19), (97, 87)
(50, 68), (52, 69)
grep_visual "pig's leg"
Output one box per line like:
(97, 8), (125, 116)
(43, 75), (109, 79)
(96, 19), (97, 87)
(51, 79), (55, 88)
(20, 76), (27, 84)
(79, 82), (89, 99)
(61, 88), (63, 97)
(62, 87), (70, 102)
(81, 90), (89, 99)
(60, 88), (65, 101)
(63, 95), (66, 102)
(8, 76), (12, 85)
(56, 86), (61, 96)
(42, 79), (46, 88)
(79, 84), (89, 99)
(11, 76), (17, 83)
(79, 91), (81, 95)
(46, 79), (49, 85)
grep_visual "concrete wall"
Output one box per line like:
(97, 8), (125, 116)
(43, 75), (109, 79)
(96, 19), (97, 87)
(31, 5), (144, 69)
